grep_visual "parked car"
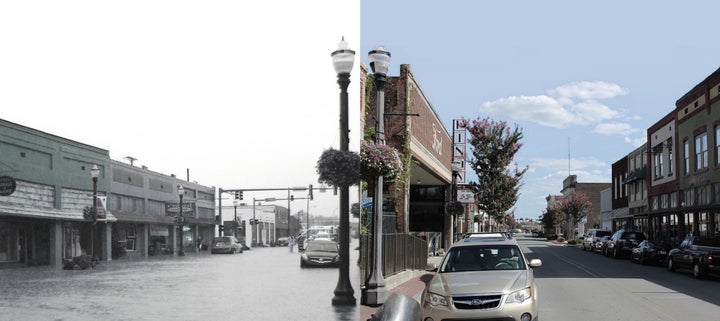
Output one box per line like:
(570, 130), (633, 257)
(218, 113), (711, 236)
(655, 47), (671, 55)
(582, 229), (612, 252)
(595, 235), (611, 254)
(211, 236), (243, 254)
(276, 237), (289, 247)
(300, 239), (339, 268)
(421, 235), (541, 321)
(667, 235), (720, 278)
(605, 230), (645, 259)
(631, 240), (668, 265)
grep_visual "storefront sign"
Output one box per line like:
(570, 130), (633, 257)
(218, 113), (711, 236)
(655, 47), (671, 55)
(165, 202), (195, 216)
(0, 176), (16, 196)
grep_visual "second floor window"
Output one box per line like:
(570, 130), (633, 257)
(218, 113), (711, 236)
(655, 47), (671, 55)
(696, 132), (708, 171)
(654, 152), (663, 178)
(716, 126), (720, 165)
(684, 140), (690, 175)
(667, 140), (673, 176)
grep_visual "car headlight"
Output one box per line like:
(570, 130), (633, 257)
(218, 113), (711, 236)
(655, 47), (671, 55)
(301, 254), (308, 260)
(424, 292), (448, 306)
(505, 287), (532, 304)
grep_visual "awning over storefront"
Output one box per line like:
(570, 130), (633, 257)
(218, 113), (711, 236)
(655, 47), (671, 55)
(149, 224), (170, 236)
(111, 212), (216, 226)
(610, 207), (631, 219)
(0, 204), (117, 222)
(622, 167), (647, 184)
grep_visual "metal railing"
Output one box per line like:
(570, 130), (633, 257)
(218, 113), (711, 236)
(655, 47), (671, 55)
(360, 233), (428, 287)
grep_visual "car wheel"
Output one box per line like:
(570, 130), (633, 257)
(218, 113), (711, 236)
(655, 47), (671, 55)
(667, 258), (675, 272)
(639, 255), (646, 265)
(692, 262), (705, 279)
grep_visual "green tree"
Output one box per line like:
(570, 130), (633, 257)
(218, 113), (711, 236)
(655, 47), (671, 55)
(464, 117), (527, 228)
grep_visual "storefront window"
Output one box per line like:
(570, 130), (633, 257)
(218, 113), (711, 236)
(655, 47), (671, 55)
(62, 223), (82, 259)
(698, 212), (708, 237)
(684, 213), (694, 237)
(0, 222), (19, 262)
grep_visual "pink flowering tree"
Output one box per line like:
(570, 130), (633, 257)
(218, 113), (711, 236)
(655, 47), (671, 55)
(552, 191), (592, 239)
(463, 117), (527, 227)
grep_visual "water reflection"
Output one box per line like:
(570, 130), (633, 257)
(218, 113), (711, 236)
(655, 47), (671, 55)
(0, 240), (360, 321)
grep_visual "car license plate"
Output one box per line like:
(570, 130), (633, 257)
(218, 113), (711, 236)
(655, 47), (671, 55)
(657, 250), (666, 255)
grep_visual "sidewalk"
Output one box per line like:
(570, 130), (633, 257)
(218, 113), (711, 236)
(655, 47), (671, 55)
(360, 255), (443, 321)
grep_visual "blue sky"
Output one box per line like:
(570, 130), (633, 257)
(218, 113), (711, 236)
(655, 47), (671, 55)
(361, 0), (720, 220)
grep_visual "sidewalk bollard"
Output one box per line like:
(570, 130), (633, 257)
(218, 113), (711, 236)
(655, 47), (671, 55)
(368, 293), (421, 321)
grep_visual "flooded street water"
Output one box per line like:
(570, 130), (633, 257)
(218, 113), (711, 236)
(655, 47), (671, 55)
(0, 240), (360, 321)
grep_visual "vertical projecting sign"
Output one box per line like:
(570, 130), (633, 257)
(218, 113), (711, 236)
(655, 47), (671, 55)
(452, 119), (467, 184)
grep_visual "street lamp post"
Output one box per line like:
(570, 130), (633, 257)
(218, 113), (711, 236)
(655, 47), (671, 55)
(177, 185), (185, 256)
(252, 198), (258, 247)
(90, 165), (100, 260)
(331, 37), (356, 306)
(363, 45), (391, 306)
(233, 199), (240, 238)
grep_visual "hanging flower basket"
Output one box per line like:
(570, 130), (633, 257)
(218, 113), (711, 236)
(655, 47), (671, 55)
(316, 148), (360, 187)
(360, 141), (403, 181)
(445, 201), (464, 216)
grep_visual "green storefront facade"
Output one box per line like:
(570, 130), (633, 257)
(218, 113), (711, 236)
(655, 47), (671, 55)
(0, 118), (114, 268)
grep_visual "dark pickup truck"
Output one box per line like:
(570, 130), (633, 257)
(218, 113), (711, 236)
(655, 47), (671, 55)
(667, 235), (720, 278)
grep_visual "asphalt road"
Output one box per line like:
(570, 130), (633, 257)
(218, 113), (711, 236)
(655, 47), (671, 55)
(521, 236), (720, 321)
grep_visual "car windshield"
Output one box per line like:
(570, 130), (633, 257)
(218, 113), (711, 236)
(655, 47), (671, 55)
(439, 245), (525, 273)
(306, 242), (337, 252)
(214, 237), (231, 243)
(596, 231), (611, 237)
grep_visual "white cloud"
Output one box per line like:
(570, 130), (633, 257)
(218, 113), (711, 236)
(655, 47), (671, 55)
(593, 122), (640, 135)
(530, 157), (607, 172)
(479, 81), (632, 129)
(480, 95), (574, 128)
(549, 81), (629, 100)
(571, 101), (622, 124)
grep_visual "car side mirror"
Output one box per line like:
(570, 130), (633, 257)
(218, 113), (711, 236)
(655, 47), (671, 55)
(425, 263), (438, 272)
(528, 259), (542, 268)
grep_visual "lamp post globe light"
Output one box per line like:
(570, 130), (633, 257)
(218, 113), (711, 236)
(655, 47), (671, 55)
(90, 165), (100, 260)
(331, 37), (356, 306)
(177, 185), (185, 256)
(363, 45), (391, 306)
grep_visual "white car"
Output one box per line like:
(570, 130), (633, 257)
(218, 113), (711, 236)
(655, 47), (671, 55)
(422, 237), (541, 321)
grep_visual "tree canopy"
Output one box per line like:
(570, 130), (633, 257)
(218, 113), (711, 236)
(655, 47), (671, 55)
(464, 117), (527, 224)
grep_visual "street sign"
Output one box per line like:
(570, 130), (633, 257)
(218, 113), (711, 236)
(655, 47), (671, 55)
(454, 131), (466, 144)
(455, 171), (466, 184)
(452, 160), (465, 171)
(453, 145), (466, 158)
(453, 119), (466, 131)
(457, 189), (475, 203)
(0, 176), (16, 196)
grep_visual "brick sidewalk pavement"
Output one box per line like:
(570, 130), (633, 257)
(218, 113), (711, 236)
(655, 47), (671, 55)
(359, 256), (442, 321)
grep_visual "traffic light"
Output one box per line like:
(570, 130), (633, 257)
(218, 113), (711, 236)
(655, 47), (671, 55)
(309, 184), (313, 200)
(290, 195), (294, 202)
(234, 191), (244, 200)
